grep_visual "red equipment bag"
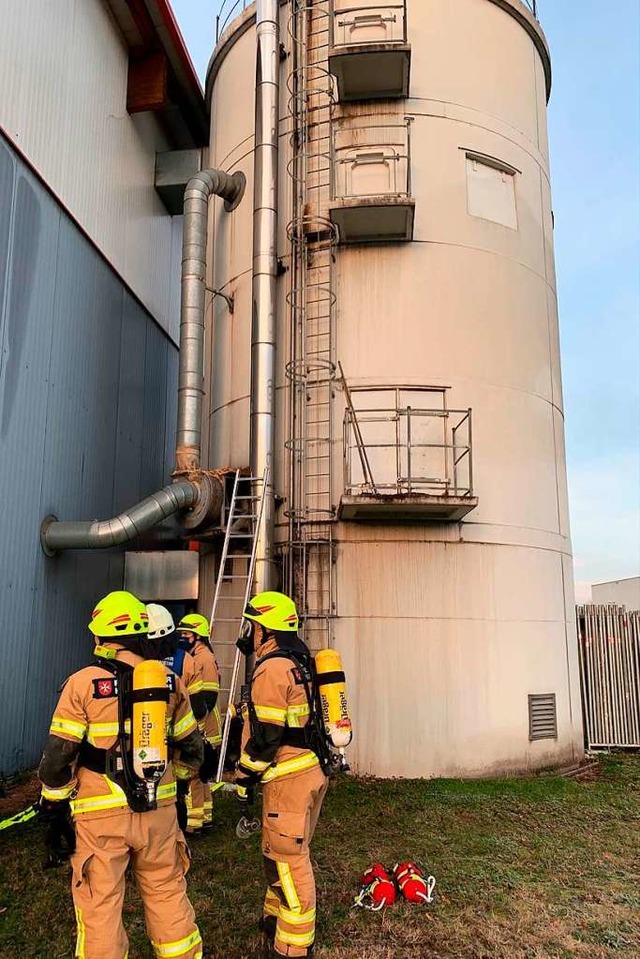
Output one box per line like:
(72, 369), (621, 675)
(392, 861), (436, 904)
(354, 863), (397, 910)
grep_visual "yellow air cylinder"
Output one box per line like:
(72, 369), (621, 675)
(132, 659), (169, 789)
(315, 648), (353, 748)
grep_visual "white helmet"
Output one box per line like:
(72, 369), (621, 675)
(146, 603), (176, 640)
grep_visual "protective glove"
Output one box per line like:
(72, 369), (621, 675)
(176, 778), (189, 833)
(39, 798), (76, 868)
(199, 740), (219, 784)
(236, 780), (255, 811)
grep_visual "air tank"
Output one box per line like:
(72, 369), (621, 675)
(203, 0), (584, 776)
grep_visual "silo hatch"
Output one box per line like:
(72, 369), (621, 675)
(329, 1), (411, 102)
(339, 381), (478, 522)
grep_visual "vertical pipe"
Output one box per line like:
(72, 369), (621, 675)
(250, 0), (280, 593)
(176, 170), (246, 472)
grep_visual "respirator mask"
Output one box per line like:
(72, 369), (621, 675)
(236, 619), (255, 656)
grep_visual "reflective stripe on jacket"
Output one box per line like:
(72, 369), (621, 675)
(39, 648), (200, 820)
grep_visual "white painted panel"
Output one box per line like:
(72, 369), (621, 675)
(466, 156), (518, 229)
(0, 0), (180, 338)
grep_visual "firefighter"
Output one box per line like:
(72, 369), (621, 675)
(146, 604), (207, 724)
(38, 590), (204, 959)
(176, 614), (222, 833)
(146, 603), (209, 834)
(235, 591), (328, 959)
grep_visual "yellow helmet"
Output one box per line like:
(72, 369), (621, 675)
(243, 591), (299, 632)
(88, 591), (148, 638)
(177, 613), (210, 638)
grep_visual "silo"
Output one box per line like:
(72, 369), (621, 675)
(204, 0), (584, 777)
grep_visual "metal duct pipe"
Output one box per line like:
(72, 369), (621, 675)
(41, 482), (199, 556)
(250, 0), (280, 593)
(41, 169), (245, 553)
(176, 168), (246, 471)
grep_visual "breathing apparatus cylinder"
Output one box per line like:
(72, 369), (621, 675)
(314, 648), (353, 749)
(131, 660), (169, 806)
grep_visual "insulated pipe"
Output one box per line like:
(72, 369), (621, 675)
(176, 168), (246, 471)
(41, 482), (199, 556)
(250, 0), (280, 592)
(41, 169), (245, 553)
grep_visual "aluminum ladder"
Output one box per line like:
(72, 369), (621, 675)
(208, 468), (268, 707)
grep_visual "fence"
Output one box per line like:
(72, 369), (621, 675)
(576, 604), (640, 749)
(332, 120), (412, 200)
(330, 1), (407, 47)
(343, 387), (473, 497)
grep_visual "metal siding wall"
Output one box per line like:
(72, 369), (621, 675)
(114, 295), (147, 514)
(0, 139), (178, 774)
(0, 0), (179, 339)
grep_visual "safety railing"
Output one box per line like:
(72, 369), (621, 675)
(331, 120), (412, 200)
(216, 0), (252, 42)
(343, 388), (474, 498)
(216, 0), (537, 47)
(330, 1), (407, 48)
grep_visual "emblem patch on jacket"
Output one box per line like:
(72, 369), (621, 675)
(93, 677), (118, 699)
(291, 667), (304, 685)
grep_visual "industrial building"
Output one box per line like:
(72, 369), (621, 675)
(592, 577), (640, 610)
(0, 0), (208, 774)
(0, 0), (584, 778)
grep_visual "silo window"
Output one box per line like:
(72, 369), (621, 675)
(465, 153), (518, 230)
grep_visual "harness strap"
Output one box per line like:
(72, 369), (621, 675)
(250, 648), (333, 774)
(87, 657), (155, 812)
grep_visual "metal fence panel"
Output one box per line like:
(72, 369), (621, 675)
(576, 604), (640, 749)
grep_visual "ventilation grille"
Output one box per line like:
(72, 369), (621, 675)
(528, 693), (557, 741)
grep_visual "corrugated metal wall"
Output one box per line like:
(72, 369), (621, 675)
(0, 134), (178, 774)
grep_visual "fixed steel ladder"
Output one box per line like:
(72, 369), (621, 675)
(285, 0), (337, 653)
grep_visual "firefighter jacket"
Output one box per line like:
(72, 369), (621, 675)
(191, 641), (222, 746)
(164, 645), (208, 723)
(38, 647), (203, 821)
(236, 636), (320, 785)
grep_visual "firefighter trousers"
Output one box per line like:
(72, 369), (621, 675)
(71, 804), (202, 959)
(261, 765), (328, 958)
(186, 778), (211, 833)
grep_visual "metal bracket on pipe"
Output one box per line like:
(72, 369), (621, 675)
(208, 287), (235, 314)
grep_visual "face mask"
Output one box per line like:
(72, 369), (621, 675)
(236, 620), (254, 656)
(140, 634), (178, 661)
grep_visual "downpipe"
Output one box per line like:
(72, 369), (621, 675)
(41, 169), (246, 554)
(249, 0), (280, 593)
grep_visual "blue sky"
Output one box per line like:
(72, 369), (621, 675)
(171, 0), (640, 597)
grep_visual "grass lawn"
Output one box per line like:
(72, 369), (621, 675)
(1, 755), (639, 958)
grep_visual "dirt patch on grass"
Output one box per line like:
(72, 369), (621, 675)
(0, 774), (39, 818)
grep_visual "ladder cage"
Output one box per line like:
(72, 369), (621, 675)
(284, 0), (338, 651)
